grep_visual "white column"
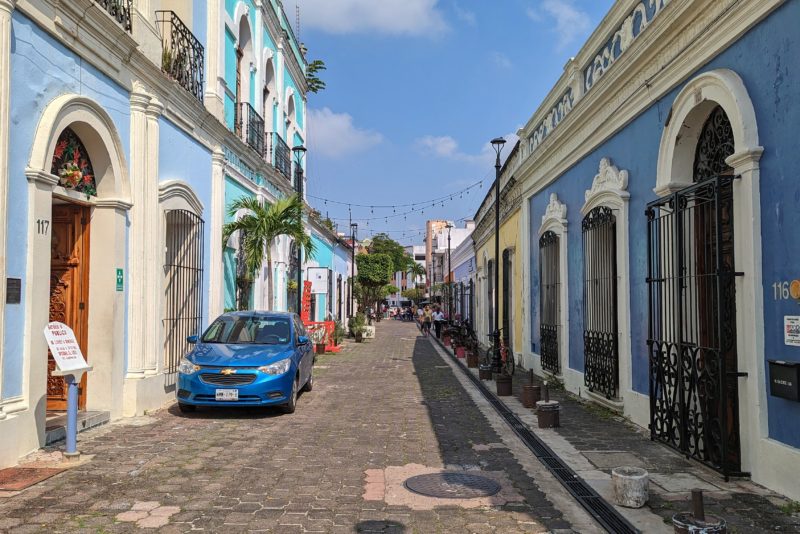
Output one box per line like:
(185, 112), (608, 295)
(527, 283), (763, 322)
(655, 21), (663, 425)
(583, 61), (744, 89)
(0, 0), (15, 416)
(144, 97), (163, 374)
(126, 82), (152, 378)
(209, 148), (225, 318)
(204, 0), (225, 119)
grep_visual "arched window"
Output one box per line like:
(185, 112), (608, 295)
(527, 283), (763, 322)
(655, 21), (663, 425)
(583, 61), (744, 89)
(50, 127), (98, 196)
(538, 193), (568, 376)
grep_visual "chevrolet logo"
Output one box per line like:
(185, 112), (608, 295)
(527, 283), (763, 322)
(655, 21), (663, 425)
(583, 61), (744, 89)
(220, 368), (237, 375)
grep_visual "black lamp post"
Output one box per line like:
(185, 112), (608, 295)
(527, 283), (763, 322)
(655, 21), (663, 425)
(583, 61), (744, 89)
(349, 222), (358, 319)
(292, 145), (306, 315)
(446, 221), (453, 321)
(490, 137), (506, 372)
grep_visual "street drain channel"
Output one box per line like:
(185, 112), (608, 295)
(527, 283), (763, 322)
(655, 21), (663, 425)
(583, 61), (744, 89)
(403, 472), (501, 499)
(442, 348), (639, 534)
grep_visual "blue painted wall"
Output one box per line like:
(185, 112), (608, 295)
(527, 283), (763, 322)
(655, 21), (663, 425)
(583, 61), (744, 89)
(159, 118), (213, 328)
(310, 232), (334, 322)
(3, 12), (131, 399)
(526, 0), (800, 447)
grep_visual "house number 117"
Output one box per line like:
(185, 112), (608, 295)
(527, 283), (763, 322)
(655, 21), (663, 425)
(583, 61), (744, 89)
(36, 219), (50, 236)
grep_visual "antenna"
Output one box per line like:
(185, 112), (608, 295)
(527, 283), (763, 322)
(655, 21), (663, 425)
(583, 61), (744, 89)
(295, 4), (301, 43)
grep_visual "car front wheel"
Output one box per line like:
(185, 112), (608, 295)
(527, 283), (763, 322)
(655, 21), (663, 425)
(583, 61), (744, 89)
(280, 376), (298, 414)
(302, 369), (314, 392)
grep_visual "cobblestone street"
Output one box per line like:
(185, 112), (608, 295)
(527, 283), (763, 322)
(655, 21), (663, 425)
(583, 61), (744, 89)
(0, 321), (593, 533)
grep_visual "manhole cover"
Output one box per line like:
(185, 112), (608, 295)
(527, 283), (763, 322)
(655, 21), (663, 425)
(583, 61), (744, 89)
(403, 472), (501, 499)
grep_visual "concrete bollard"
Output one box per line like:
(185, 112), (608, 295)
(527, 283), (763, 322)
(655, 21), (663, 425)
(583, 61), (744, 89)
(672, 489), (727, 533)
(478, 364), (493, 380)
(495, 373), (512, 396)
(611, 466), (649, 508)
(522, 370), (540, 408)
(466, 351), (479, 368)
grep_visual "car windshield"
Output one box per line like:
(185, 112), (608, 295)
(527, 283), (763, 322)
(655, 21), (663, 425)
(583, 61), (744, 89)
(201, 315), (292, 345)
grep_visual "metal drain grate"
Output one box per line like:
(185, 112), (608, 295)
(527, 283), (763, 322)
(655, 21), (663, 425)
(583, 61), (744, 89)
(403, 472), (501, 499)
(445, 348), (639, 534)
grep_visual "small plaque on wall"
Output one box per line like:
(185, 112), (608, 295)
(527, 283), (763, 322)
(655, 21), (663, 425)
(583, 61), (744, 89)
(6, 278), (20, 304)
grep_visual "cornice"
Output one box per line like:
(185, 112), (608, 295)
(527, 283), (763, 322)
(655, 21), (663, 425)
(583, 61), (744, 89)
(25, 168), (58, 187)
(516, 0), (784, 202)
(0, 0), (16, 14)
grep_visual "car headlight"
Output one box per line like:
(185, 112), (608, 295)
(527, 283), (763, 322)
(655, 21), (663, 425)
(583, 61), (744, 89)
(178, 357), (200, 375)
(258, 358), (292, 375)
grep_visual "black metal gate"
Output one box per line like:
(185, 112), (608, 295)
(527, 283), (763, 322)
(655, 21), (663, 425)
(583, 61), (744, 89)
(646, 105), (743, 477)
(502, 249), (512, 352)
(164, 209), (205, 373)
(582, 206), (619, 399)
(539, 231), (560, 374)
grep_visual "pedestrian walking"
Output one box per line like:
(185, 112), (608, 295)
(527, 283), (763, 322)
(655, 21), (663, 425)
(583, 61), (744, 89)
(422, 306), (432, 336)
(433, 306), (445, 338)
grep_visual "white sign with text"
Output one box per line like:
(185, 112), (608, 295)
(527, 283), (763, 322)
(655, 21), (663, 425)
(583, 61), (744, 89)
(785, 316), (800, 347)
(44, 321), (89, 373)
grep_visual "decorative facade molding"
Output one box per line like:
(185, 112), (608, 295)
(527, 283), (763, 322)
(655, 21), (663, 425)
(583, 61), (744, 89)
(159, 180), (204, 214)
(583, 157), (630, 213)
(584, 0), (671, 93)
(541, 193), (567, 231)
(528, 88), (574, 154)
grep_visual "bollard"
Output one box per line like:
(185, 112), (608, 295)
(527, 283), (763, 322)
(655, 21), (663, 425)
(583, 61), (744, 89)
(672, 490), (727, 533)
(495, 373), (512, 396)
(466, 351), (479, 368)
(611, 467), (649, 508)
(521, 370), (540, 408)
(478, 364), (493, 380)
(536, 381), (560, 428)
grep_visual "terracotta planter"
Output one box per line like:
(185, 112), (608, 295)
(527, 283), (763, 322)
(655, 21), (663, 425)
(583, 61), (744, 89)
(315, 343), (326, 354)
(443, 335), (451, 347)
(495, 374), (512, 396)
(466, 352), (479, 368)
(455, 346), (466, 358)
(355, 332), (363, 343)
(536, 401), (560, 428)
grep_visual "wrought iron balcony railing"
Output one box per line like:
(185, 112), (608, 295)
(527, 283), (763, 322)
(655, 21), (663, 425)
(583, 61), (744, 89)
(235, 103), (265, 156)
(266, 132), (291, 180)
(94, 0), (132, 33)
(155, 11), (204, 103)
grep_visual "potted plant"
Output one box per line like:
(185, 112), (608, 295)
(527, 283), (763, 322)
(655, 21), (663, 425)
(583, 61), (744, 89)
(333, 321), (346, 347)
(310, 326), (327, 354)
(349, 313), (366, 343)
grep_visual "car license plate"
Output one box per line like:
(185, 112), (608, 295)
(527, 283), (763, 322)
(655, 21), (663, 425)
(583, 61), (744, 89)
(215, 389), (238, 401)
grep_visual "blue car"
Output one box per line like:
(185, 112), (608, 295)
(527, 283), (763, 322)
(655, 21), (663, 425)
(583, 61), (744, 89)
(176, 311), (314, 414)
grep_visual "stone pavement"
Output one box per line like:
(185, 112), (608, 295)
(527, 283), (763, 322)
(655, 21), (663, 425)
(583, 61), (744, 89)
(0, 321), (601, 533)
(431, 332), (800, 534)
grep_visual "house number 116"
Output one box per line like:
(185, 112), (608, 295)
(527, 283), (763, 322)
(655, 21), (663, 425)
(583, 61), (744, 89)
(773, 280), (800, 301)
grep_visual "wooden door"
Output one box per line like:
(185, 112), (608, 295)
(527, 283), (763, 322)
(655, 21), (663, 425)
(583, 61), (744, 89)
(47, 204), (90, 410)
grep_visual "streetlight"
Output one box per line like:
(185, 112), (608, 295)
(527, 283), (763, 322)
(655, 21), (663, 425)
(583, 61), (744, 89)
(292, 145), (306, 315)
(446, 221), (454, 322)
(349, 222), (358, 319)
(490, 136), (506, 373)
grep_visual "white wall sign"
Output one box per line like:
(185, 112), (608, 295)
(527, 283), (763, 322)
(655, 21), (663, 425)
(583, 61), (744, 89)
(44, 321), (89, 373)
(785, 316), (800, 347)
(308, 267), (329, 294)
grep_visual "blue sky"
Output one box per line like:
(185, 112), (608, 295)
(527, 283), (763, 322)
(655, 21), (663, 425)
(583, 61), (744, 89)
(297, 0), (615, 246)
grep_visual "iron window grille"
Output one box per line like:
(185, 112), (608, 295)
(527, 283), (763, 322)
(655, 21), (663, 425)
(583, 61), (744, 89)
(502, 249), (512, 353)
(235, 103), (266, 156)
(156, 11), (204, 103)
(582, 206), (619, 399)
(94, 0), (132, 33)
(163, 210), (205, 373)
(539, 231), (560, 374)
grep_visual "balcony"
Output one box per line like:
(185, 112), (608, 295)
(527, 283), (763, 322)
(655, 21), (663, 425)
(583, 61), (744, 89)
(235, 102), (265, 156)
(156, 11), (204, 103)
(94, 0), (132, 33)
(266, 132), (291, 180)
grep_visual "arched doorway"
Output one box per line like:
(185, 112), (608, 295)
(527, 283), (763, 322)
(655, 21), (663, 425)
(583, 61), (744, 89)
(647, 103), (743, 476)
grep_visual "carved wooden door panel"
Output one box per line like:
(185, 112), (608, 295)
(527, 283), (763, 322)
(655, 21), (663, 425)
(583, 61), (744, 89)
(47, 204), (90, 410)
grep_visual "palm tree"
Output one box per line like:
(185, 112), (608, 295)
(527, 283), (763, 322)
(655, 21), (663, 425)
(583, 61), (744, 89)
(222, 194), (315, 310)
(410, 261), (426, 288)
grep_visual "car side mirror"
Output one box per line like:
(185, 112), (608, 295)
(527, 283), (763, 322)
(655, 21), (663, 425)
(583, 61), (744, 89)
(186, 335), (198, 344)
(297, 335), (309, 345)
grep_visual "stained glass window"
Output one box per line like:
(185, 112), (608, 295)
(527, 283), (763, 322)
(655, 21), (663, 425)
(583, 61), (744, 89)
(50, 127), (97, 197)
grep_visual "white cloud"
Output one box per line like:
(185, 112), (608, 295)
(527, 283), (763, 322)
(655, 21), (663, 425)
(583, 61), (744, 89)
(296, 0), (448, 36)
(527, 0), (591, 52)
(491, 52), (513, 69)
(415, 132), (520, 166)
(453, 2), (476, 26)
(308, 108), (383, 159)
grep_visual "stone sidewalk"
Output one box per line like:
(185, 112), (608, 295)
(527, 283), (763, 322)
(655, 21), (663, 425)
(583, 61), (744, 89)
(0, 321), (602, 533)
(431, 332), (800, 533)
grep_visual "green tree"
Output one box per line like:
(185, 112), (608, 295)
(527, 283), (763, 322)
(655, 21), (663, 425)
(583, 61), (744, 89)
(355, 253), (393, 313)
(306, 59), (327, 93)
(409, 261), (426, 287)
(368, 233), (413, 273)
(222, 194), (315, 310)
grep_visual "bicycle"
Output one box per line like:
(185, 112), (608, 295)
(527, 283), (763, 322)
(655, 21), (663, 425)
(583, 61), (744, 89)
(484, 329), (515, 376)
